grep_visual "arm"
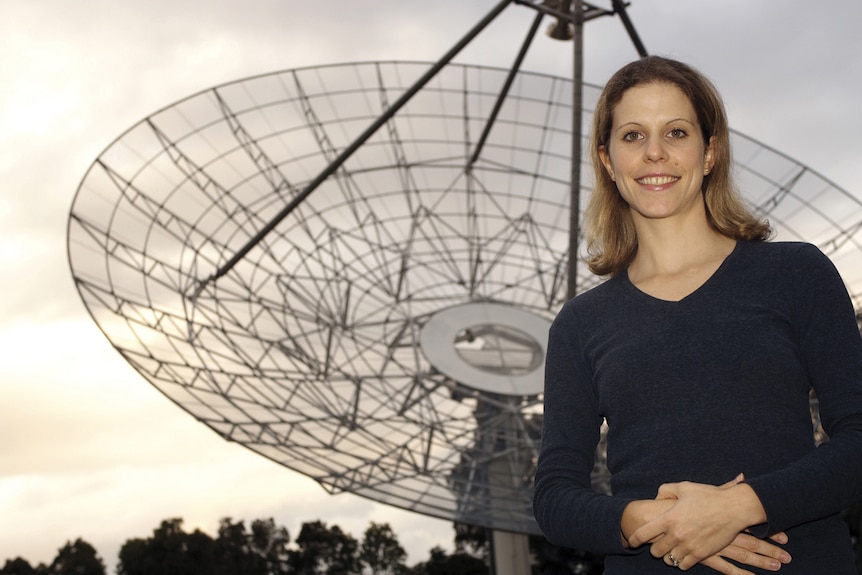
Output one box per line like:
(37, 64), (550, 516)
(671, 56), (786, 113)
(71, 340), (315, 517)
(533, 306), (635, 555)
(743, 245), (862, 535)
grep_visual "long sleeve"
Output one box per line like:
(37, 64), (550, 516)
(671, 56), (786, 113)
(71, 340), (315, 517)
(745, 243), (862, 535)
(533, 299), (635, 555)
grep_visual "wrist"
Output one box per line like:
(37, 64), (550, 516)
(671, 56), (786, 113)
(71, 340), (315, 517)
(728, 482), (767, 527)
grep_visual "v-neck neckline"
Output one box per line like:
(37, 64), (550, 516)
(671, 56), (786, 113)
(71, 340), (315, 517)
(622, 240), (743, 304)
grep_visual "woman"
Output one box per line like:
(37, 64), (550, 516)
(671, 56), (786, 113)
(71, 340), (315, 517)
(533, 56), (862, 574)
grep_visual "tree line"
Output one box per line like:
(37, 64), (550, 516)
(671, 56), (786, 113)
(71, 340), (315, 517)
(0, 516), (604, 575)
(3, 509), (860, 575)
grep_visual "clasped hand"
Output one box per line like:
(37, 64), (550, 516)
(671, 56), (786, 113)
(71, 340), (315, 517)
(625, 475), (791, 573)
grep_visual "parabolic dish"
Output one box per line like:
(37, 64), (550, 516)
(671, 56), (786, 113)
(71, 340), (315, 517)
(67, 61), (862, 534)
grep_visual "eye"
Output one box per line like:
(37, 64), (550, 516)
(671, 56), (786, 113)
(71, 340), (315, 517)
(622, 130), (643, 142)
(668, 127), (687, 139)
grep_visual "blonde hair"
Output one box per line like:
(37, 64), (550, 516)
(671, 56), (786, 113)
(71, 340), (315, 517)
(585, 56), (771, 276)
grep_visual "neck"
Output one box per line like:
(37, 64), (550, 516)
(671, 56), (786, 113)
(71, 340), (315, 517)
(629, 214), (735, 280)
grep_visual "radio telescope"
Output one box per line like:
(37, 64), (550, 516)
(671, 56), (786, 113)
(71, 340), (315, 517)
(67, 0), (862, 543)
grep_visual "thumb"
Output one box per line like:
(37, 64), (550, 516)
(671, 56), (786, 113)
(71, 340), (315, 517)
(719, 473), (745, 489)
(655, 482), (682, 500)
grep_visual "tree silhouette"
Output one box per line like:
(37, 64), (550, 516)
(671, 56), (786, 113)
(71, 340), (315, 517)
(287, 520), (359, 575)
(212, 517), (290, 575)
(117, 518), (215, 575)
(0, 557), (43, 575)
(358, 522), (407, 575)
(44, 539), (105, 575)
(412, 546), (487, 575)
(453, 524), (488, 560)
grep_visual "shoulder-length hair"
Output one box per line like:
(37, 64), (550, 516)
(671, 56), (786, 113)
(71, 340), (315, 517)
(585, 56), (771, 276)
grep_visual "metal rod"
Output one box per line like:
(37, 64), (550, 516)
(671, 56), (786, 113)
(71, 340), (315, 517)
(194, 0), (517, 296)
(611, 0), (649, 57)
(469, 10), (545, 167)
(567, 0), (584, 300)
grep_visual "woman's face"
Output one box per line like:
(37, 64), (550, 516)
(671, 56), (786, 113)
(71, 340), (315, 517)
(598, 82), (714, 227)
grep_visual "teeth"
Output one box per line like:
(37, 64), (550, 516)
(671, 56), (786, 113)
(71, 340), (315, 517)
(638, 176), (677, 185)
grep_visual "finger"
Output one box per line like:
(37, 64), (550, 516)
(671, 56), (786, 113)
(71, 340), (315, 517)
(718, 545), (783, 572)
(643, 533), (675, 560)
(628, 519), (668, 549)
(732, 533), (791, 564)
(767, 531), (788, 545)
(664, 553), (675, 567)
(678, 552), (702, 571)
(649, 540), (670, 560)
(664, 551), (685, 570)
(701, 555), (755, 575)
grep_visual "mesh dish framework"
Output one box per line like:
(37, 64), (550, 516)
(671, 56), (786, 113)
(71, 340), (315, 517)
(67, 60), (862, 534)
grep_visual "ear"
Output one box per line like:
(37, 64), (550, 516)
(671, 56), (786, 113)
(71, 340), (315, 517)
(703, 136), (716, 175)
(598, 145), (615, 182)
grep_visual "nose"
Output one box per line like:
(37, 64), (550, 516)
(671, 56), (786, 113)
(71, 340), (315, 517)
(644, 136), (667, 162)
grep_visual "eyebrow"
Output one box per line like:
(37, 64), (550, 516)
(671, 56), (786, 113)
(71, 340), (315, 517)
(615, 117), (697, 131)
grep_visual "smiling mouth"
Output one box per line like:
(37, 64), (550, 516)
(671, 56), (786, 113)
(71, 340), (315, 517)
(637, 176), (678, 186)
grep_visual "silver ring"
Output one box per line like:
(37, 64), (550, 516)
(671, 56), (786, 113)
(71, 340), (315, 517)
(667, 552), (680, 568)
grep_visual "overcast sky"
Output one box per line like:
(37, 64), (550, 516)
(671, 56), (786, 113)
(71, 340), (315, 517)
(3, 0), (862, 570)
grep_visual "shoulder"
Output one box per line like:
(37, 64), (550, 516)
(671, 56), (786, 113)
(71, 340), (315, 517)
(739, 241), (849, 305)
(739, 240), (834, 272)
(556, 274), (625, 319)
(549, 275), (628, 346)
(742, 239), (819, 258)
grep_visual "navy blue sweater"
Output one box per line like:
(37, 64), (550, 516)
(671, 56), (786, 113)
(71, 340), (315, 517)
(533, 241), (862, 573)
